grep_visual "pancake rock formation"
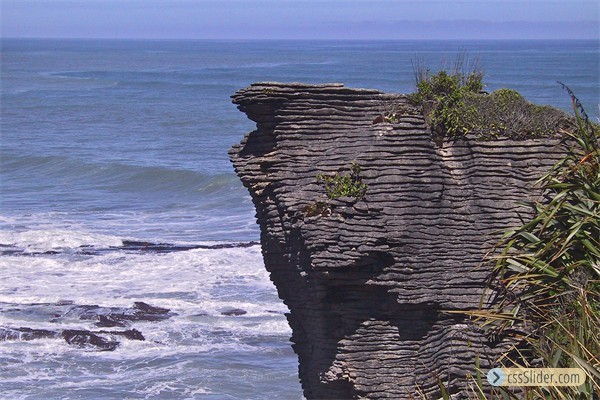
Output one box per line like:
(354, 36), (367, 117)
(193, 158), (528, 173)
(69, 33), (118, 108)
(229, 82), (566, 399)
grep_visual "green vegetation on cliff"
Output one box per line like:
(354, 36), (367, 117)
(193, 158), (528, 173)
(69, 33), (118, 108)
(316, 161), (367, 201)
(409, 62), (574, 141)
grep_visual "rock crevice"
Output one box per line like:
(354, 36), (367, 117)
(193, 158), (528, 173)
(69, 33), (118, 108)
(230, 82), (565, 399)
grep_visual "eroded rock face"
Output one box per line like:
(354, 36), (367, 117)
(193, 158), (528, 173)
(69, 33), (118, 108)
(230, 82), (565, 399)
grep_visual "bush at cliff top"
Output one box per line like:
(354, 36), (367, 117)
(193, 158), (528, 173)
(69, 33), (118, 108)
(409, 66), (574, 140)
(408, 67), (483, 138)
(464, 88), (574, 139)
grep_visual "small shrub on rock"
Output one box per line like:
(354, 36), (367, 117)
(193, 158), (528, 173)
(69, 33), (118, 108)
(316, 162), (367, 201)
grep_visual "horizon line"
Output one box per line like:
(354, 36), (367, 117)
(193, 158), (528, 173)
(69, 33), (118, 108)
(3, 37), (599, 41)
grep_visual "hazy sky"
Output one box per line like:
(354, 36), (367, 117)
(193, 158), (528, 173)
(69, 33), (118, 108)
(1, 0), (598, 40)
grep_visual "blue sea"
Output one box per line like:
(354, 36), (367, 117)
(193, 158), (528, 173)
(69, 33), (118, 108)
(1, 39), (598, 399)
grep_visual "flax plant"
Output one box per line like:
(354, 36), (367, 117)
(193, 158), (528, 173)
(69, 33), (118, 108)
(471, 83), (600, 399)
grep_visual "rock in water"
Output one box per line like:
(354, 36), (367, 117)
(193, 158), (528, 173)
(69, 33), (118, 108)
(133, 301), (170, 315)
(96, 328), (145, 341)
(61, 329), (119, 351)
(96, 315), (128, 328)
(230, 82), (566, 399)
(61, 328), (144, 351)
(220, 308), (247, 316)
(0, 327), (58, 341)
(51, 301), (173, 325)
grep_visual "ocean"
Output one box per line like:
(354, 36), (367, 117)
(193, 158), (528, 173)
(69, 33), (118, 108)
(1, 39), (598, 399)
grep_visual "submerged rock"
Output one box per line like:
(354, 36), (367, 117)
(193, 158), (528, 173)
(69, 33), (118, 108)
(0, 327), (58, 341)
(132, 301), (170, 316)
(96, 315), (128, 328)
(53, 301), (174, 326)
(0, 239), (259, 256)
(117, 240), (259, 253)
(220, 308), (247, 316)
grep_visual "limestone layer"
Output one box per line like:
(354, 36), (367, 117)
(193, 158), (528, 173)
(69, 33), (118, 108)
(229, 82), (565, 399)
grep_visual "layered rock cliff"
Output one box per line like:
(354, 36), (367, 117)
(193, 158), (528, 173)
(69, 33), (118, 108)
(229, 82), (566, 399)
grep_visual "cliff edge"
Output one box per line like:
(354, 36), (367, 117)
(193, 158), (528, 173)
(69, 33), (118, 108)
(229, 82), (566, 399)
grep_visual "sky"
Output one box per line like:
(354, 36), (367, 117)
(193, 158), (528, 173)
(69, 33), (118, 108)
(1, 0), (598, 40)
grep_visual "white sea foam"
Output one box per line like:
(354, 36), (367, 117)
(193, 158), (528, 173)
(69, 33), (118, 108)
(0, 227), (123, 252)
(0, 227), (291, 346)
(0, 236), (282, 309)
(0, 225), (298, 398)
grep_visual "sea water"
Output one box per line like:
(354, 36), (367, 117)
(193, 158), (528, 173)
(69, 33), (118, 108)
(1, 39), (598, 399)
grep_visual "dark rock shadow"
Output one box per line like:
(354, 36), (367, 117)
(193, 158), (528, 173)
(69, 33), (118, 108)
(286, 249), (447, 399)
(305, 281), (441, 397)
